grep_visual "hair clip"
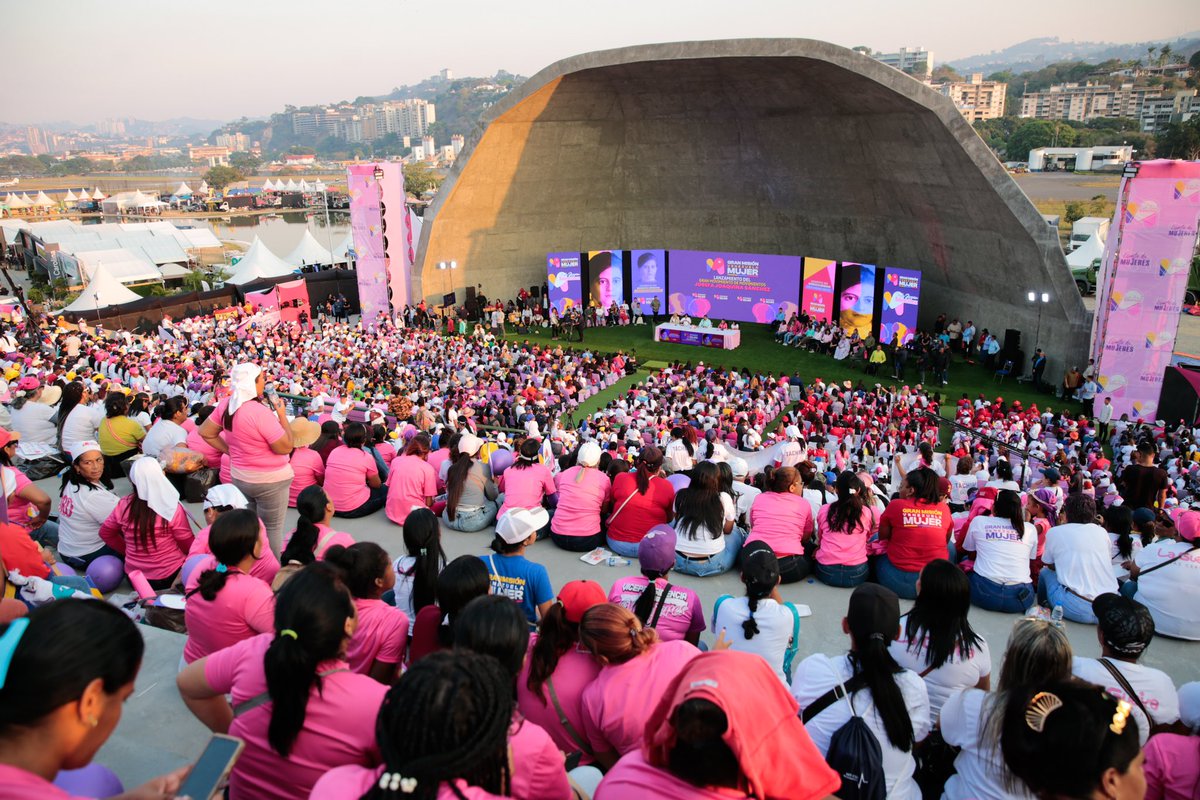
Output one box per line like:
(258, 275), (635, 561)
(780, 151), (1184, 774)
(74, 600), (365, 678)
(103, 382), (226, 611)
(215, 563), (228, 573)
(279, 629), (299, 640)
(419, 548), (428, 557)
(0, 617), (30, 690)
(1024, 691), (1063, 732)
(1110, 699), (1133, 735)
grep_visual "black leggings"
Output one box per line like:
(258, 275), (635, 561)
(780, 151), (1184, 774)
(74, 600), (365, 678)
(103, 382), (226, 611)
(778, 554), (811, 584)
(550, 531), (605, 552)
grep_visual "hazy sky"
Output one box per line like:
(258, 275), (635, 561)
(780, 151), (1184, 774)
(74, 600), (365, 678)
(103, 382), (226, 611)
(9, 0), (1197, 123)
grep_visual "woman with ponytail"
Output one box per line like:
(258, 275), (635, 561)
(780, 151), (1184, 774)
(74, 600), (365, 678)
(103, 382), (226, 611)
(393, 508), (446, 633)
(324, 542), (408, 684)
(519, 580), (607, 764)
(608, 526), (704, 644)
(496, 437), (557, 535)
(177, 562), (387, 800)
(605, 445), (674, 558)
(814, 470), (878, 588)
(711, 542), (801, 684)
(183, 508), (275, 664)
(442, 433), (499, 532)
(310, 651), (514, 800)
(578, 603), (700, 769)
(1105, 505), (1141, 579)
(746, 465), (814, 583)
(792, 584), (930, 799)
(276, 486), (354, 586)
(407, 555), (491, 664)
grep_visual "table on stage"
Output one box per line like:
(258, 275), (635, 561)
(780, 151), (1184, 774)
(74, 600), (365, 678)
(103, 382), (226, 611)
(653, 322), (741, 350)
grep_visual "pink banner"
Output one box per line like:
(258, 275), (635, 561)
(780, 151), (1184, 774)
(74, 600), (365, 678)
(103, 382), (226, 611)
(802, 257), (836, 323)
(1092, 160), (1200, 422)
(245, 288), (278, 312)
(275, 278), (311, 328)
(347, 164), (391, 329)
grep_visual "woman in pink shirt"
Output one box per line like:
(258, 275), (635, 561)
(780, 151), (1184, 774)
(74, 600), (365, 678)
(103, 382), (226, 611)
(746, 466), (814, 583)
(189, 484), (279, 585)
(814, 471), (879, 589)
(385, 432), (438, 526)
(183, 508), (275, 664)
(279, 486), (355, 570)
(310, 651), (516, 800)
(184, 405), (222, 468)
(177, 563), (388, 800)
(497, 438), (557, 536)
(371, 424), (397, 468)
(608, 526), (705, 645)
(578, 603), (701, 769)
(286, 417), (325, 508)
(198, 363), (295, 556)
(98, 457), (193, 590)
(519, 580), (608, 763)
(325, 542), (408, 684)
(325, 423), (386, 518)
(550, 441), (612, 552)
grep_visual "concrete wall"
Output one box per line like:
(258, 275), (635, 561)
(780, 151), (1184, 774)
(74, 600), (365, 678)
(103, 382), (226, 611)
(416, 39), (1089, 376)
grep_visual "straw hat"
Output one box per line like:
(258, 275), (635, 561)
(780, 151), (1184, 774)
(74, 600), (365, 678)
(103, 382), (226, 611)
(39, 385), (63, 405)
(290, 417), (321, 448)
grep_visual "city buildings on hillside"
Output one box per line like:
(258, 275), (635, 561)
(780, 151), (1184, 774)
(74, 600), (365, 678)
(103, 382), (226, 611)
(187, 145), (230, 166)
(215, 131), (250, 151)
(289, 99), (436, 144)
(871, 47), (934, 79)
(939, 73), (1007, 121)
(1019, 82), (1198, 131)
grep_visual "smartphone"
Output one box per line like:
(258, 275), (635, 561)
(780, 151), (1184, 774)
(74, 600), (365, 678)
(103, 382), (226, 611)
(176, 734), (244, 800)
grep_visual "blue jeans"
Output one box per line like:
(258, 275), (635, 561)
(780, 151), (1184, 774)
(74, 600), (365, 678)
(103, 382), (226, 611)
(674, 527), (746, 577)
(875, 554), (920, 599)
(59, 543), (123, 571)
(815, 561), (869, 588)
(443, 500), (498, 532)
(1037, 568), (1097, 623)
(28, 520), (60, 547)
(607, 536), (642, 559)
(969, 571), (1034, 613)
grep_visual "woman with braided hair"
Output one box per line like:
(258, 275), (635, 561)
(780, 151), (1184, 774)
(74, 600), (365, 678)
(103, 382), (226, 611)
(710, 542), (802, 685)
(310, 650), (516, 800)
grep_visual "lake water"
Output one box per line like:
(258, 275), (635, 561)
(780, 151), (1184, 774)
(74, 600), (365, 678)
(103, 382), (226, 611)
(201, 210), (352, 257)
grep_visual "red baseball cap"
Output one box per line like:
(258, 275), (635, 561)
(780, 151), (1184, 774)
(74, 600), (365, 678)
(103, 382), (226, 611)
(556, 580), (607, 623)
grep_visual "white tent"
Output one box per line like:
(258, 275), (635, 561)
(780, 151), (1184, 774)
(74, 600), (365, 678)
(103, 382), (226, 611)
(299, 179), (311, 192)
(75, 248), (163, 284)
(33, 191), (54, 208)
(173, 182), (193, 197)
(313, 180), (327, 193)
(284, 179), (298, 191)
(6, 194), (30, 209)
(64, 262), (142, 313)
(91, 188), (105, 201)
(330, 232), (355, 264)
(225, 237), (297, 285)
(198, 181), (210, 195)
(19, 193), (32, 205)
(63, 189), (78, 203)
(285, 228), (333, 267)
(1066, 232), (1107, 268)
(262, 179), (275, 192)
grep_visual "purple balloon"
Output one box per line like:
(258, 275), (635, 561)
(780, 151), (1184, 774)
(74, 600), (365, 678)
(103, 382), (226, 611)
(490, 448), (515, 477)
(53, 561), (77, 577)
(85, 555), (125, 594)
(54, 763), (124, 798)
(180, 554), (211, 588)
(666, 473), (691, 493)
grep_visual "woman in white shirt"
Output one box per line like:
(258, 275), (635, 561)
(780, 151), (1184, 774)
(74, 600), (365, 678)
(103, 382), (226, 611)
(9, 380), (59, 449)
(961, 489), (1038, 613)
(889, 559), (991, 721)
(792, 584), (931, 800)
(57, 382), (104, 455)
(392, 507), (446, 634)
(141, 396), (189, 459)
(712, 542), (801, 685)
(673, 461), (742, 577)
(56, 440), (122, 569)
(939, 619), (1073, 800)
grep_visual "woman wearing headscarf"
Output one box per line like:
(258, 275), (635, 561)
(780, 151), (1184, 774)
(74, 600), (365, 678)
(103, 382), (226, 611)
(98, 457), (194, 590)
(595, 650), (840, 800)
(198, 363), (294, 556)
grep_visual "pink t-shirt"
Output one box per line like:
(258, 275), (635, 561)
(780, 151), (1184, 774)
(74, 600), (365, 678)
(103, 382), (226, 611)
(510, 715), (571, 800)
(97, 497), (194, 580)
(595, 750), (751, 800)
(385, 455), (437, 525)
(189, 520), (280, 584)
(346, 597), (409, 676)
(204, 634), (387, 800)
(551, 466), (612, 537)
(375, 442), (396, 468)
(323, 446), (378, 512)
(186, 426), (223, 469)
(815, 504), (880, 566)
(497, 464), (556, 519)
(4, 468), (35, 532)
(183, 565), (275, 663)
(288, 447), (326, 507)
(1144, 733), (1200, 800)
(0, 764), (88, 800)
(580, 639), (700, 756)
(607, 576), (705, 641)
(426, 447), (452, 491)
(746, 492), (812, 556)
(517, 640), (602, 763)
(311, 766), (511, 800)
(211, 398), (289, 477)
(283, 522), (355, 561)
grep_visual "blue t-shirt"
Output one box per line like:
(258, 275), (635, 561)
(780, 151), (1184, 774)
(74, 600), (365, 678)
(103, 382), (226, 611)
(479, 552), (553, 624)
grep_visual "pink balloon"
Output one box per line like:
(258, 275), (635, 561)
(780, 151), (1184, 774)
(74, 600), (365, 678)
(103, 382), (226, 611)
(490, 448), (515, 477)
(666, 473), (691, 493)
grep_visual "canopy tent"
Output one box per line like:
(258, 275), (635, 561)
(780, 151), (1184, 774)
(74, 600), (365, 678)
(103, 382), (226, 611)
(198, 181), (210, 195)
(313, 180), (327, 193)
(74, 248), (163, 284)
(64, 262), (143, 313)
(63, 189), (78, 203)
(173, 182), (193, 197)
(91, 188), (105, 201)
(19, 193), (33, 205)
(5, 194), (30, 209)
(1066, 232), (1106, 268)
(33, 191), (54, 208)
(262, 179), (275, 192)
(157, 263), (193, 281)
(299, 179), (311, 192)
(330, 232), (355, 264)
(284, 179), (298, 191)
(225, 237), (297, 285)
(285, 228), (333, 267)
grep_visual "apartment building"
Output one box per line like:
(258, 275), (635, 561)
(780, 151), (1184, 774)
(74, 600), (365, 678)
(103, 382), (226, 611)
(940, 74), (1007, 122)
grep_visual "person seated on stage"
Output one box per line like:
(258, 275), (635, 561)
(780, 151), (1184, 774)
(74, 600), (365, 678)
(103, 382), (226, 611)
(698, 316), (713, 329)
(679, 313), (693, 326)
(717, 320), (729, 330)
(669, 312), (681, 325)
(731, 321), (739, 330)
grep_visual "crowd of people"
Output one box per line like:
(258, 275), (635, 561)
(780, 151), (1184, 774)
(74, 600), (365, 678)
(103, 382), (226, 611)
(0, 297), (1197, 800)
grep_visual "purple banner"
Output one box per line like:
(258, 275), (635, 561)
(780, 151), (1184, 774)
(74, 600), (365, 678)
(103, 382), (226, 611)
(880, 267), (921, 346)
(545, 252), (582, 315)
(347, 164), (390, 329)
(658, 327), (728, 348)
(631, 249), (665, 314)
(838, 262), (876, 338)
(667, 250), (801, 324)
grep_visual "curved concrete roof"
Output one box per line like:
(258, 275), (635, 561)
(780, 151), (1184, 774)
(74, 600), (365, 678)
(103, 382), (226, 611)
(417, 38), (1088, 364)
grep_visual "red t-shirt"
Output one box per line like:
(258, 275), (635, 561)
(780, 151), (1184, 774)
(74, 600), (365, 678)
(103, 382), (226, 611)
(0, 521), (49, 579)
(606, 473), (675, 544)
(881, 498), (953, 572)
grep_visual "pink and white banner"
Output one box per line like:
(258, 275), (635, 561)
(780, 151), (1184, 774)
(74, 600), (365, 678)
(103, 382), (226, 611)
(1091, 160), (1200, 422)
(347, 164), (391, 329)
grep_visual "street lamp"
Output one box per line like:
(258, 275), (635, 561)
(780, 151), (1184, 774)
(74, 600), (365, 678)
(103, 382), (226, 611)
(1027, 290), (1050, 353)
(436, 260), (457, 316)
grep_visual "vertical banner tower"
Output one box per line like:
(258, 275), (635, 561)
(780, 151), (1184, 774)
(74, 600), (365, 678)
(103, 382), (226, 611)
(347, 162), (409, 329)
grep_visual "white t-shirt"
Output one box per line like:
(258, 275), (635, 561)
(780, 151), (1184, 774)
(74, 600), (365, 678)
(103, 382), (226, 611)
(948, 474), (975, 506)
(774, 440), (805, 468)
(57, 480), (121, 558)
(392, 554), (446, 634)
(1131, 541), (1200, 640)
(675, 493), (736, 557)
(664, 439), (694, 472)
(888, 626), (992, 720)
(1109, 533), (1143, 580)
(1072, 657), (1180, 744)
(730, 482), (761, 524)
(791, 653), (931, 800)
(940, 688), (1031, 800)
(60, 403), (104, 455)
(141, 418), (188, 459)
(1041, 522), (1120, 600)
(10, 402), (58, 448)
(711, 596), (798, 685)
(963, 516), (1037, 585)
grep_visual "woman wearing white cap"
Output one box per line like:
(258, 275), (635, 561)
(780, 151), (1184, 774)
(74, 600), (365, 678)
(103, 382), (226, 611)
(550, 441), (613, 552)
(197, 363), (294, 555)
(443, 432), (499, 532)
(55, 440), (122, 570)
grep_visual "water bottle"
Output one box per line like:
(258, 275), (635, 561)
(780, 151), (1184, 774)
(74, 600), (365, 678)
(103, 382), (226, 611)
(606, 556), (631, 567)
(1050, 605), (1064, 628)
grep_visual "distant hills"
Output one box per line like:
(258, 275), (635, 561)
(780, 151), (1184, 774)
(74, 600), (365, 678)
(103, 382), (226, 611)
(946, 33), (1200, 74)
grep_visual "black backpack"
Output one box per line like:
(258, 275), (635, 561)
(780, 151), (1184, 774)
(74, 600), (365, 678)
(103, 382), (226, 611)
(801, 675), (886, 800)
